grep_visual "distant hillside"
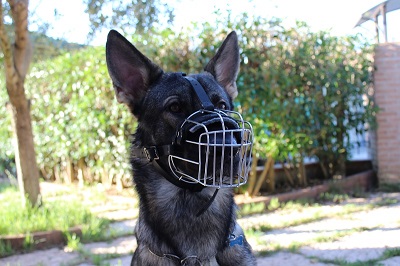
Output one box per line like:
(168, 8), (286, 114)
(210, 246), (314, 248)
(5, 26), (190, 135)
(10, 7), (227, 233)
(30, 31), (86, 62)
(1, 24), (87, 63)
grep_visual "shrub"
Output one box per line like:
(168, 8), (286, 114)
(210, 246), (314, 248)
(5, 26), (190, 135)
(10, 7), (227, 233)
(0, 13), (376, 185)
(26, 47), (135, 183)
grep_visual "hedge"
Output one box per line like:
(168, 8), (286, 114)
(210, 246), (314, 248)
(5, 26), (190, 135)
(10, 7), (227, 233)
(0, 14), (376, 186)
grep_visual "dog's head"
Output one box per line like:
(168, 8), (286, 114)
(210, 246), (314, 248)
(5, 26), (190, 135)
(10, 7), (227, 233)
(106, 30), (252, 189)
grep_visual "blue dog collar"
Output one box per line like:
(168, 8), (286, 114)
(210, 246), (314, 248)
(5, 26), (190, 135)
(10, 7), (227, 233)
(228, 233), (244, 247)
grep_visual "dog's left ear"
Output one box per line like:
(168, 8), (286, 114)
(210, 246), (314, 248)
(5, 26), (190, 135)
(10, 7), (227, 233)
(204, 31), (240, 99)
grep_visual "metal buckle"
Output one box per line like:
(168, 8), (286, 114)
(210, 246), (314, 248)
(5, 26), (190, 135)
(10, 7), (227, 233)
(144, 147), (159, 162)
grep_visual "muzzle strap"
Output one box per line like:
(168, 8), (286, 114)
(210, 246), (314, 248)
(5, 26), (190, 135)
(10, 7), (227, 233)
(131, 146), (205, 192)
(184, 76), (214, 111)
(131, 145), (173, 162)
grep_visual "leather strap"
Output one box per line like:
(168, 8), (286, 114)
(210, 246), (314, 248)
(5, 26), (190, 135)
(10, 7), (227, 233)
(184, 76), (214, 111)
(152, 159), (204, 192)
(131, 146), (204, 192)
(131, 145), (173, 162)
(195, 188), (219, 217)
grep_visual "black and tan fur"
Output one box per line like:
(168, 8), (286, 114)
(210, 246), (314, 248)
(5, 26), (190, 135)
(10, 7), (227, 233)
(106, 30), (256, 266)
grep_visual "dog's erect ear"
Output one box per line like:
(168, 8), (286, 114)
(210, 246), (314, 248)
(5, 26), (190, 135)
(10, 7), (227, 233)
(204, 31), (240, 99)
(106, 30), (163, 108)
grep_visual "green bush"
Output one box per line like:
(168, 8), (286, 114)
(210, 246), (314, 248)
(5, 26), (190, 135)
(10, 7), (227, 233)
(230, 17), (376, 179)
(26, 47), (135, 182)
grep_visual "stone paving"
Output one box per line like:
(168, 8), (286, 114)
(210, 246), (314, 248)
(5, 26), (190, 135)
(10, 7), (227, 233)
(1, 192), (400, 266)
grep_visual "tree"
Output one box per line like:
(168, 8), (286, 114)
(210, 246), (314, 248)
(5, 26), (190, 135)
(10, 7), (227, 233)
(0, 0), (40, 206)
(84, 0), (174, 39)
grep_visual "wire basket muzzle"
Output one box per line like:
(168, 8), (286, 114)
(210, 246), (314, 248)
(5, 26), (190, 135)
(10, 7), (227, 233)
(169, 109), (253, 188)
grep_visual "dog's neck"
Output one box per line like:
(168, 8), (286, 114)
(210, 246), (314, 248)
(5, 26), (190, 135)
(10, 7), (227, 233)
(130, 143), (206, 192)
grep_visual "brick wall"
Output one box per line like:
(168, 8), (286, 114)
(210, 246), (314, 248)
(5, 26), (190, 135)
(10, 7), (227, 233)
(374, 42), (400, 183)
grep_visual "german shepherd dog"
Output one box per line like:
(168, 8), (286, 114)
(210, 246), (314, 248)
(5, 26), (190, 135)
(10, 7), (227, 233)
(106, 30), (256, 265)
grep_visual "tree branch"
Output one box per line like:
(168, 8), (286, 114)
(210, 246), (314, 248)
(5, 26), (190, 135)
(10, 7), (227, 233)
(0, 0), (19, 93)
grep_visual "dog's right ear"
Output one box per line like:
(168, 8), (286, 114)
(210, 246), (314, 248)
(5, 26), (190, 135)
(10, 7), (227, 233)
(106, 30), (163, 113)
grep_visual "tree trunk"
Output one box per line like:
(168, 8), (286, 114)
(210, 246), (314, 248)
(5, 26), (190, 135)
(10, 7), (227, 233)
(7, 92), (41, 207)
(1, 0), (40, 207)
(335, 99), (347, 179)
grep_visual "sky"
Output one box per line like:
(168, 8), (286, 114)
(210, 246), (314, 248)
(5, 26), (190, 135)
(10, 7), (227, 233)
(29, 0), (400, 46)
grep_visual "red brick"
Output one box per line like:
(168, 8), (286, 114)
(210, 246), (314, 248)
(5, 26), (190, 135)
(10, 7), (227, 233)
(373, 43), (400, 182)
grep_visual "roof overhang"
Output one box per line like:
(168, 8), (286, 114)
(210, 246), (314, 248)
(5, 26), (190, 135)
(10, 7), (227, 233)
(355, 0), (400, 27)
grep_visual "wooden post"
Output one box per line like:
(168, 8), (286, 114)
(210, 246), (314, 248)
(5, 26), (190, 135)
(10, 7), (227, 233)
(266, 158), (275, 192)
(375, 15), (380, 43)
(102, 168), (112, 187)
(282, 163), (295, 185)
(115, 172), (124, 191)
(65, 159), (74, 184)
(299, 159), (307, 186)
(252, 157), (273, 197)
(77, 158), (86, 186)
(246, 153), (259, 196)
(382, 4), (388, 43)
(54, 165), (61, 183)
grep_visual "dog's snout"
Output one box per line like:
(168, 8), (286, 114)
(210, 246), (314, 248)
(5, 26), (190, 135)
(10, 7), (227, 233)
(186, 115), (241, 143)
(200, 124), (238, 145)
(171, 108), (253, 188)
(195, 122), (241, 159)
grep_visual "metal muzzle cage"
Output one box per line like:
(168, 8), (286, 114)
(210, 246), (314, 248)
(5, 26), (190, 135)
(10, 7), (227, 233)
(131, 74), (254, 191)
(169, 109), (253, 188)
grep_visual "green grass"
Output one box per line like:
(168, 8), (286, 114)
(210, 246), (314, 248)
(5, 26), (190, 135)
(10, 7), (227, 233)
(239, 202), (267, 217)
(317, 257), (379, 266)
(0, 182), (142, 257)
(374, 197), (399, 206)
(238, 188), (389, 220)
(255, 226), (380, 261)
(64, 234), (123, 266)
(312, 227), (373, 244)
(377, 182), (400, 192)
(281, 198), (319, 209)
(69, 245), (129, 266)
(0, 240), (13, 257)
(65, 233), (83, 251)
(0, 188), (107, 236)
(239, 197), (318, 218)
(0, 183), (112, 257)
(89, 253), (125, 266)
(318, 191), (350, 203)
(308, 247), (400, 266)
(244, 209), (326, 235)
(287, 241), (302, 253)
(382, 247), (400, 259)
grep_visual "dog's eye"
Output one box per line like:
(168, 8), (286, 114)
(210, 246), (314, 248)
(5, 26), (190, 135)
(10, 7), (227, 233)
(169, 103), (182, 113)
(217, 101), (227, 110)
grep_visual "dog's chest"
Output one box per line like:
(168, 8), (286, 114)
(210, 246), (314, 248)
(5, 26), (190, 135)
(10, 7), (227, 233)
(145, 182), (233, 254)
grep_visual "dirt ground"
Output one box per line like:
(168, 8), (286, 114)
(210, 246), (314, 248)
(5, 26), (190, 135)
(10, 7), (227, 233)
(1, 182), (400, 266)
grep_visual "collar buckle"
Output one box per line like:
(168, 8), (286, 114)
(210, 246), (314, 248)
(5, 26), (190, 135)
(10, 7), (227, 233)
(143, 146), (159, 162)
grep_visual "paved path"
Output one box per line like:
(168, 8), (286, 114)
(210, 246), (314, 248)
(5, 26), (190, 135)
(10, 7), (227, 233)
(1, 192), (400, 266)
